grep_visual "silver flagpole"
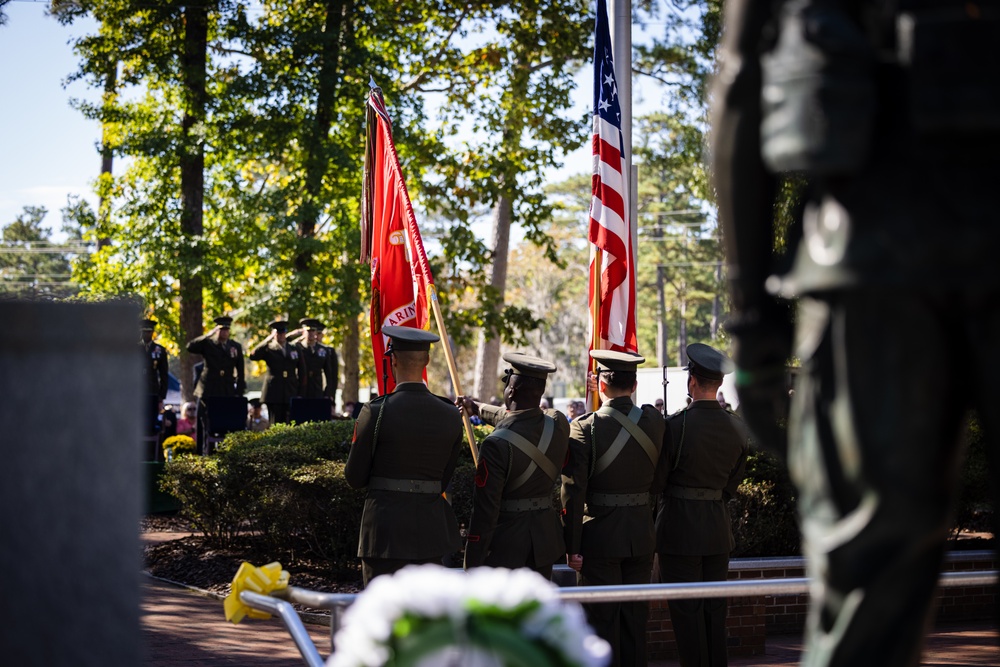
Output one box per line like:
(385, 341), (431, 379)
(610, 0), (640, 371)
(610, 0), (638, 314)
(609, 0), (632, 175)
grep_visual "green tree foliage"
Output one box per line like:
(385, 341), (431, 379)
(57, 0), (596, 400)
(504, 174), (592, 397)
(0, 206), (81, 299)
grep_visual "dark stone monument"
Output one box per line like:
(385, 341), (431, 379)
(0, 301), (142, 666)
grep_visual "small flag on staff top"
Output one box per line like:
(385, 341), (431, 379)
(361, 84), (437, 395)
(589, 0), (637, 357)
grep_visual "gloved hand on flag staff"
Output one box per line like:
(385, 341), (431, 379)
(455, 396), (481, 419)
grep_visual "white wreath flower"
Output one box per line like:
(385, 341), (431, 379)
(327, 565), (611, 667)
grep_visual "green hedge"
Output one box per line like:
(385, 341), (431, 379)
(730, 449), (800, 558)
(728, 411), (996, 557)
(161, 414), (991, 573)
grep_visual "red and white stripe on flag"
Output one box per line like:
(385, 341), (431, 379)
(589, 0), (637, 354)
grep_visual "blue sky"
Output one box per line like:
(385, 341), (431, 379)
(0, 4), (100, 236)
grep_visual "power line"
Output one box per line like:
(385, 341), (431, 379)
(0, 246), (93, 254)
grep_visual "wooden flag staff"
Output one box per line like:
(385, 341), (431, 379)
(588, 247), (604, 413)
(428, 286), (479, 465)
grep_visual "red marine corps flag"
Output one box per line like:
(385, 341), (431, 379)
(361, 83), (437, 395)
(589, 0), (637, 365)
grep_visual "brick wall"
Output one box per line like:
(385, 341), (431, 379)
(646, 552), (996, 661)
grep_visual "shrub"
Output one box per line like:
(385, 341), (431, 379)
(287, 461), (365, 573)
(729, 410), (996, 557)
(954, 413), (994, 539)
(158, 455), (245, 545)
(730, 447), (801, 557)
(160, 420), (356, 552)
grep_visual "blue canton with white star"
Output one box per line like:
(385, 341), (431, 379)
(594, 0), (622, 131)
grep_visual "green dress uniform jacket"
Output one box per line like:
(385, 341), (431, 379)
(141, 341), (169, 400)
(187, 334), (246, 397)
(655, 401), (749, 556)
(249, 341), (305, 404)
(295, 341), (338, 399)
(562, 396), (666, 558)
(344, 382), (463, 560)
(465, 404), (570, 570)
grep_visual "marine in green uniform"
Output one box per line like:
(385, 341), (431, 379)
(291, 318), (339, 402)
(344, 325), (463, 587)
(140, 318), (169, 406)
(249, 320), (305, 425)
(562, 350), (665, 667)
(458, 353), (570, 580)
(186, 316), (246, 398)
(655, 344), (749, 667)
(715, 2), (1000, 664)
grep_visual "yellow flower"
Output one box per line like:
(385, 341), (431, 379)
(162, 434), (196, 453)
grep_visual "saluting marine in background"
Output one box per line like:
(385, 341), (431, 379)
(249, 320), (304, 425)
(186, 316), (245, 398)
(291, 318), (339, 402)
(140, 318), (169, 407)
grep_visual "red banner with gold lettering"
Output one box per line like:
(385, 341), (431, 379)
(361, 86), (435, 395)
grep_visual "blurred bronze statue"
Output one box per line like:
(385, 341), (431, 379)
(712, 1), (1000, 665)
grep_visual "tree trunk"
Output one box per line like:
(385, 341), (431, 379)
(341, 312), (360, 408)
(677, 290), (688, 367)
(473, 195), (512, 402)
(178, 3), (208, 403)
(711, 261), (722, 340)
(97, 59), (117, 250)
(290, 0), (349, 322)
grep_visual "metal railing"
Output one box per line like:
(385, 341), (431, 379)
(238, 567), (998, 667)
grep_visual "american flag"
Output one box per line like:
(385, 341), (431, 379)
(589, 0), (637, 355)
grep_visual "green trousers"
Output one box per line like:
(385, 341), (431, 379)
(789, 289), (1000, 667)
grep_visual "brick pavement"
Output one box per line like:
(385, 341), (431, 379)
(142, 577), (329, 666)
(141, 530), (997, 666)
(142, 575), (998, 666)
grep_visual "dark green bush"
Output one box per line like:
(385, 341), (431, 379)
(160, 420), (357, 551)
(731, 448), (801, 557)
(158, 455), (245, 545)
(955, 413), (994, 538)
(284, 461), (365, 573)
(729, 410), (996, 557)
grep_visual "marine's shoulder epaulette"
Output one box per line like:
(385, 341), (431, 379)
(666, 406), (689, 419)
(433, 394), (456, 407)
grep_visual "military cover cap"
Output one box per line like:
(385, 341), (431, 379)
(502, 352), (557, 379)
(299, 318), (325, 331)
(140, 318), (157, 331)
(684, 343), (733, 381)
(213, 315), (234, 328)
(382, 325), (439, 351)
(591, 349), (644, 372)
(268, 320), (289, 334)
